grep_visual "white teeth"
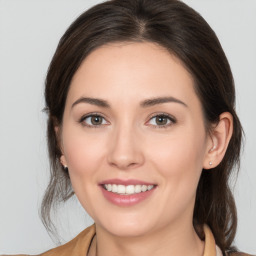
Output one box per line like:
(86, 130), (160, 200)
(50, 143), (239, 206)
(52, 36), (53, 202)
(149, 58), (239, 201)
(117, 185), (126, 194)
(134, 184), (142, 193)
(126, 185), (135, 194)
(112, 184), (118, 193)
(141, 185), (147, 192)
(103, 184), (155, 195)
(147, 185), (154, 190)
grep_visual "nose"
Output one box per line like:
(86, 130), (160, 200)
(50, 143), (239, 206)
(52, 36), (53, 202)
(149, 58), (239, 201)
(107, 124), (144, 170)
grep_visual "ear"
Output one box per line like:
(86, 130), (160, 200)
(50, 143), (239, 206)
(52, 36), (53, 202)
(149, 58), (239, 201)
(60, 155), (68, 168)
(54, 124), (68, 168)
(203, 112), (233, 169)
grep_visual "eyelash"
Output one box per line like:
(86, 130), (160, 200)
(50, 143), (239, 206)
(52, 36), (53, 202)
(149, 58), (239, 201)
(79, 112), (176, 129)
(79, 112), (108, 128)
(147, 113), (176, 129)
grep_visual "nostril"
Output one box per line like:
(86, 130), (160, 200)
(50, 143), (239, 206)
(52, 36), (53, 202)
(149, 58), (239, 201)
(106, 132), (145, 170)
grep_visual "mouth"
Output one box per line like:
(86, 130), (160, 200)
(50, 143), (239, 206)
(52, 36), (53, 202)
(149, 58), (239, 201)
(102, 184), (156, 195)
(99, 179), (157, 206)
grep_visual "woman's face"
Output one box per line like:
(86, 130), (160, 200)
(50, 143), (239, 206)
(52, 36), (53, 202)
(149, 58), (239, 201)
(60, 42), (212, 237)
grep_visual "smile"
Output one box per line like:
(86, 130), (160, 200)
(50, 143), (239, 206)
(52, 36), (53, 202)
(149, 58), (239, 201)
(100, 179), (157, 206)
(103, 184), (155, 195)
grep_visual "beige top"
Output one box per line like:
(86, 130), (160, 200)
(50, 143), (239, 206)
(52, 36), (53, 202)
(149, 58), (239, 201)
(2, 224), (253, 256)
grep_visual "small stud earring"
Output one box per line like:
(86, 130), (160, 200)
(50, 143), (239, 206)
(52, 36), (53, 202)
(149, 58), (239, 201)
(64, 165), (68, 172)
(209, 161), (213, 166)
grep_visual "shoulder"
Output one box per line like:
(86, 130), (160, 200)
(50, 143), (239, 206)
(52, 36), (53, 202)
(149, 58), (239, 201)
(1, 224), (96, 256)
(39, 224), (95, 256)
(203, 225), (255, 256)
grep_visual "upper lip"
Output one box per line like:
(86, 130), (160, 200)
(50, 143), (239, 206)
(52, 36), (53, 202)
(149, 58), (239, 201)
(99, 179), (156, 186)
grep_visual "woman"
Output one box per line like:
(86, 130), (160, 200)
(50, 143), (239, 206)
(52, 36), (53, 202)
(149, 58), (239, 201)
(7, 0), (253, 255)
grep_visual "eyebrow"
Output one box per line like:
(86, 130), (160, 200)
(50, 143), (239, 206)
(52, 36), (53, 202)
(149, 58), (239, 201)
(72, 97), (110, 108)
(71, 96), (187, 109)
(140, 97), (188, 108)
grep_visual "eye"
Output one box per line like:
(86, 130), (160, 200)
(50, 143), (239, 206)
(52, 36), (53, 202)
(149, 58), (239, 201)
(147, 114), (176, 128)
(80, 114), (108, 127)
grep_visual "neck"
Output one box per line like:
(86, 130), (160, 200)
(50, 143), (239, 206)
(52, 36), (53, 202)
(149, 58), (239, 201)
(89, 220), (204, 256)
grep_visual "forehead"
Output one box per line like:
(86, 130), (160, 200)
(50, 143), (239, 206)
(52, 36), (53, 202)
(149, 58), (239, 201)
(68, 42), (197, 106)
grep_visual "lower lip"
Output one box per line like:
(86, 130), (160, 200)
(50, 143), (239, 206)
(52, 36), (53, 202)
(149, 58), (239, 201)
(100, 186), (156, 206)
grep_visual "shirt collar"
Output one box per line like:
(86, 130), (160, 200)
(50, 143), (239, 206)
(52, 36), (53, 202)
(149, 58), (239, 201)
(71, 224), (222, 256)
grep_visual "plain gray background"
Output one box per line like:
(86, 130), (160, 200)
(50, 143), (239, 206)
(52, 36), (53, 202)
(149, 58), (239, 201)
(0, 0), (255, 254)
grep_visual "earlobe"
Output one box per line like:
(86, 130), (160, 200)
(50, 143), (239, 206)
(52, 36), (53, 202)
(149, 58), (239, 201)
(60, 155), (68, 168)
(204, 112), (233, 169)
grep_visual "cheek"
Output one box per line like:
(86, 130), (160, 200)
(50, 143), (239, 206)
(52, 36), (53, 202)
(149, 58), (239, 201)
(147, 133), (206, 217)
(147, 128), (207, 190)
(61, 127), (105, 178)
(149, 133), (205, 170)
(61, 127), (106, 215)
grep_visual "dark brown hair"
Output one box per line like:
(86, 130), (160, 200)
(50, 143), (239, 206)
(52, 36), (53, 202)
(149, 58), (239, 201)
(42, 0), (242, 253)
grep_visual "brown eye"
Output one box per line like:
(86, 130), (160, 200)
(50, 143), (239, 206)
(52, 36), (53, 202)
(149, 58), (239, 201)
(148, 114), (176, 128)
(91, 115), (103, 125)
(155, 116), (168, 125)
(81, 114), (108, 127)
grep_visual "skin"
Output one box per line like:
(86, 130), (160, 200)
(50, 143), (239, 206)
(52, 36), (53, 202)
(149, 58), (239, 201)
(58, 42), (233, 256)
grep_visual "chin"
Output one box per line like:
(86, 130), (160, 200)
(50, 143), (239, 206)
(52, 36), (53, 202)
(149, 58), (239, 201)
(94, 211), (162, 238)
(104, 222), (153, 238)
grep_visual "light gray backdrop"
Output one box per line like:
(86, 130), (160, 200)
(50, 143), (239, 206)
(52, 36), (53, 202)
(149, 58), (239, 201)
(0, 0), (255, 254)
